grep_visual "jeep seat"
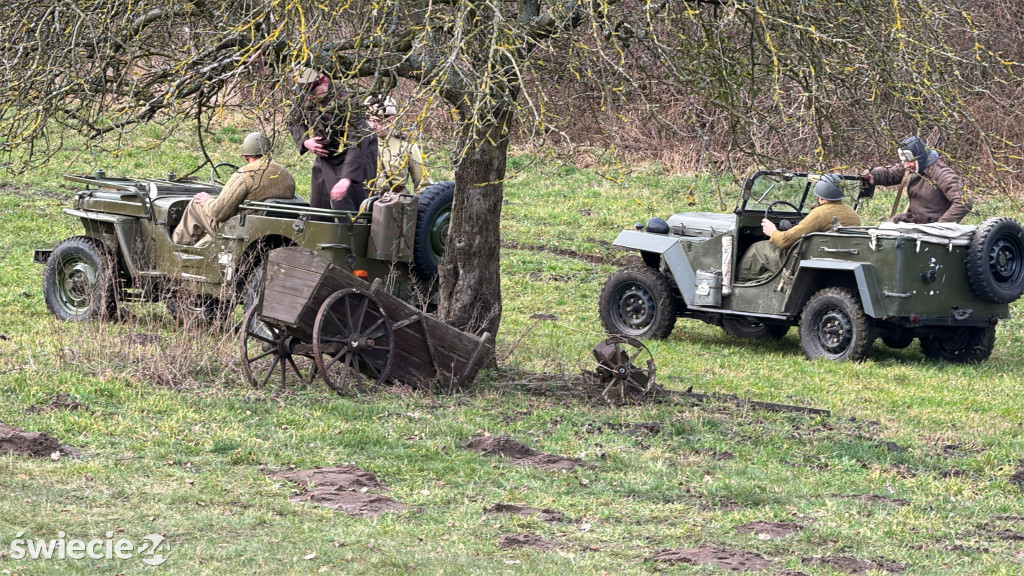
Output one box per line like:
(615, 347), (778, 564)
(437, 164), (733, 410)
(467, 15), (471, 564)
(665, 212), (736, 239)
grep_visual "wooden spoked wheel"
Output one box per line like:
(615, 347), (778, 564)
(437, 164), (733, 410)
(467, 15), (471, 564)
(239, 306), (317, 388)
(313, 288), (394, 394)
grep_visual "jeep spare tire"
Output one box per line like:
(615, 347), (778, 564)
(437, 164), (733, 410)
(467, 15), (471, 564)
(966, 217), (1024, 303)
(412, 181), (453, 281)
(599, 266), (677, 339)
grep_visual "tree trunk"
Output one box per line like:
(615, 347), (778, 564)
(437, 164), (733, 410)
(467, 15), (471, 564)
(437, 111), (511, 359)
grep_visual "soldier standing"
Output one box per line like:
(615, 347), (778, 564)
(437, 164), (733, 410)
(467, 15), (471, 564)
(863, 135), (972, 224)
(365, 95), (432, 195)
(288, 69), (378, 210)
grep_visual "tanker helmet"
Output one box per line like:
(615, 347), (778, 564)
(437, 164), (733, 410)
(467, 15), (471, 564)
(898, 135), (928, 172)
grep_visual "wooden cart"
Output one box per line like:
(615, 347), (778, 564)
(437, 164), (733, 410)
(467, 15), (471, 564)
(239, 247), (492, 394)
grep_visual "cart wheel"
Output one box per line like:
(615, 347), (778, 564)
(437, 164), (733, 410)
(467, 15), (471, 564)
(583, 336), (657, 406)
(313, 288), (394, 394)
(239, 306), (317, 388)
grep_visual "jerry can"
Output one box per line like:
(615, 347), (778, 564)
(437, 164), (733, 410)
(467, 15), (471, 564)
(368, 192), (418, 261)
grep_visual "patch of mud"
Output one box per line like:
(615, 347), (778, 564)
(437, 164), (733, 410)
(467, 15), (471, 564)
(835, 494), (909, 507)
(802, 556), (904, 574)
(992, 529), (1024, 541)
(939, 469), (967, 479)
(485, 503), (565, 523)
(25, 393), (90, 414)
(1008, 459), (1024, 486)
(269, 465), (408, 517)
(497, 532), (563, 550)
(653, 546), (771, 572)
(501, 239), (635, 266)
(463, 433), (582, 470)
(735, 520), (803, 539)
(876, 440), (907, 453)
(0, 423), (75, 458)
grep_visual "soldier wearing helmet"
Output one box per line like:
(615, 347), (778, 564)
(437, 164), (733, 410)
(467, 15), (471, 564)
(364, 95), (432, 195)
(862, 135), (972, 224)
(172, 132), (295, 246)
(738, 174), (861, 282)
(287, 68), (378, 210)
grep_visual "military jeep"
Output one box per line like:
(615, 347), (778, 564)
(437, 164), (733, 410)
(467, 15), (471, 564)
(35, 168), (453, 322)
(600, 170), (1024, 362)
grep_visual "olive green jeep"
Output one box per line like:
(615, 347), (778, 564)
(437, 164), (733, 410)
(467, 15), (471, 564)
(600, 170), (1024, 362)
(35, 168), (453, 322)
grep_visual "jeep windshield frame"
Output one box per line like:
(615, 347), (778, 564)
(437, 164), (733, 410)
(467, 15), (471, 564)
(740, 170), (812, 214)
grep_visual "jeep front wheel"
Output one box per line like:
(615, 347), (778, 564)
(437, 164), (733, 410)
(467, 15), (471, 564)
(599, 266), (677, 339)
(920, 326), (995, 363)
(798, 287), (874, 361)
(43, 236), (118, 321)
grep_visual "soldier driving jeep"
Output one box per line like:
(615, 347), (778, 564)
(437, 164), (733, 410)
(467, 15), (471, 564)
(172, 132), (296, 246)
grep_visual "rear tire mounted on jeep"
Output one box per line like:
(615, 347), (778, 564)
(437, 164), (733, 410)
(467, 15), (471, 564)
(43, 236), (119, 321)
(599, 265), (677, 339)
(411, 181), (454, 282)
(965, 217), (1024, 303)
(798, 287), (875, 362)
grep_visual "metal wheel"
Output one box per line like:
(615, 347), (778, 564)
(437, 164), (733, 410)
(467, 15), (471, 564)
(313, 288), (394, 394)
(584, 336), (657, 406)
(239, 306), (317, 388)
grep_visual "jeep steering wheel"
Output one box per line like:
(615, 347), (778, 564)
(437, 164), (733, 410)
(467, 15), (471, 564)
(211, 162), (240, 186)
(764, 200), (803, 232)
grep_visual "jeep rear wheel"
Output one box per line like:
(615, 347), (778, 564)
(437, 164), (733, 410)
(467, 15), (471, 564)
(599, 266), (677, 339)
(799, 288), (874, 361)
(920, 326), (995, 363)
(966, 217), (1024, 303)
(43, 236), (118, 321)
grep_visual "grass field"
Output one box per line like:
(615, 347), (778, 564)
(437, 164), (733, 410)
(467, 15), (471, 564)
(2, 127), (1024, 575)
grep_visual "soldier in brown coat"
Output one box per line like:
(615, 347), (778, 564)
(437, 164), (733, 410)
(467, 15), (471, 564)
(288, 70), (378, 211)
(172, 133), (295, 246)
(864, 136), (972, 224)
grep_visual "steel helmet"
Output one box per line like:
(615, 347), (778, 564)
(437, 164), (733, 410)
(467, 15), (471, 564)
(240, 132), (271, 157)
(813, 173), (844, 201)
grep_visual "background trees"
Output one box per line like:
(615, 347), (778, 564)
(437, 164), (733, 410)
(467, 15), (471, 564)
(3, 0), (1022, 341)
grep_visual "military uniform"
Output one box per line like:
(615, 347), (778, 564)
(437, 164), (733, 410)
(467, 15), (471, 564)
(373, 133), (430, 194)
(172, 159), (295, 246)
(288, 85), (378, 210)
(738, 201), (861, 282)
(870, 158), (971, 223)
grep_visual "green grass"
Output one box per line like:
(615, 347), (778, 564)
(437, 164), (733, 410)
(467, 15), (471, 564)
(2, 131), (1024, 574)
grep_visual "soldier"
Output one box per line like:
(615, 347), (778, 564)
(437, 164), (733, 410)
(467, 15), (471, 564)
(863, 135), (972, 224)
(738, 174), (861, 282)
(288, 69), (378, 210)
(172, 132), (295, 247)
(365, 95), (432, 195)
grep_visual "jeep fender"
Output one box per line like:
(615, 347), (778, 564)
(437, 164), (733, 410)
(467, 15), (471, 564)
(793, 260), (885, 318)
(612, 230), (697, 304)
(65, 208), (141, 275)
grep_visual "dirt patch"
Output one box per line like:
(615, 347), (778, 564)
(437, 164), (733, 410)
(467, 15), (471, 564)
(497, 532), (563, 550)
(25, 393), (90, 414)
(501, 239), (637, 267)
(1008, 459), (1024, 486)
(735, 520), (803, 539)
(802, 556), (905, 574)
(0, 423), (75, 458)
(653, 546), (771, 571)
(269, 465), (408, 517)
(835, 494), (909, 507)
(992, 529), (1024, 541)
(877, 440), (907, 453)
(463, 433), (582, 470)
(485, 503), (565, 523)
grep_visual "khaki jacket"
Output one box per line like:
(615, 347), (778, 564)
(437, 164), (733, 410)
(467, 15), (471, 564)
(870, 159), (971, 223)
(769, 201), (861, 250)
(374, 134), (430, 193)
(205, 159), (296, 222)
